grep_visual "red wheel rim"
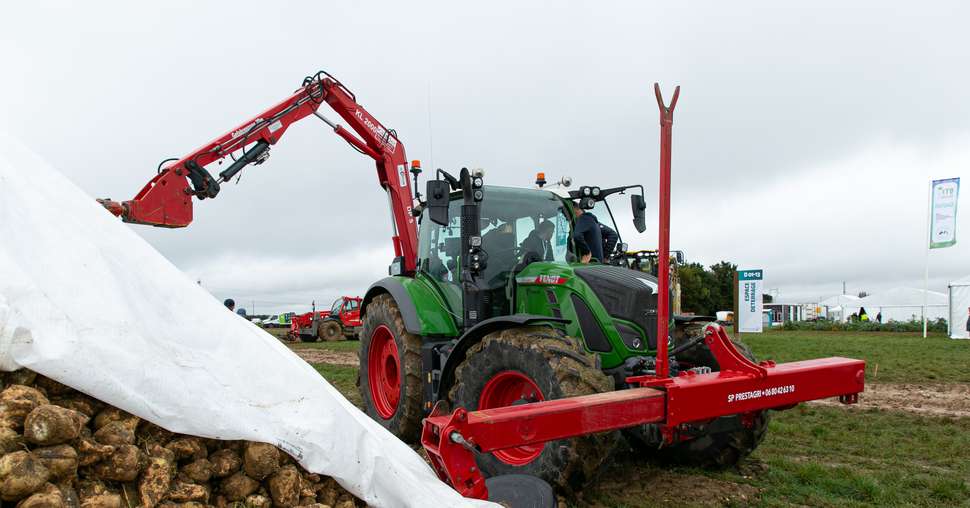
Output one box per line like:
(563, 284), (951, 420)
(478, 370), (545, 465)
(367, 325), (401, 419)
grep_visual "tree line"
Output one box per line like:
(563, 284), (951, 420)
(678, 261), (743, 317)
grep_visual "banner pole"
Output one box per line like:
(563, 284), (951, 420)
(923, 180), (931, 338)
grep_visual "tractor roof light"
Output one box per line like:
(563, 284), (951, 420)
(536, 172), (547, 188)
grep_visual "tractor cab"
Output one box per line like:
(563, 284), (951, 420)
(418, 176), (646, 327)
(418, 185), (572, 321)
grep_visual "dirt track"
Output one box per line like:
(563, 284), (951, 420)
(812, 382), (970, 418)
(293, 348), (359, 367)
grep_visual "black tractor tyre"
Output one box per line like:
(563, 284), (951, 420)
(628, 322), (770, 468)
(449, 326), (616, 491)
(357, 294), (424, 442)
(319, 320), (343, 342)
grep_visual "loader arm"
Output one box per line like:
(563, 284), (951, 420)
(99, 71), (419, 273)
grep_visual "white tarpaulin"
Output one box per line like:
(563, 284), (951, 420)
(949, 275), (970, 339)
(0, 134), (493, 508)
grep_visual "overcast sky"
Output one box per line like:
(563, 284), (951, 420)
(2, 1), (968, 314)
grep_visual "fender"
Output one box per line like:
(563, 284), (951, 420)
(436, 314), (569, 401)
(362, 277), (422, 334)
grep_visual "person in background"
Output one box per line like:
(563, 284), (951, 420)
(520, 220), (556, 261)
(965, 307), (969, 335)
(572, 204), (603, 263)
(236, 308), (248, 318)
(224, 299), (235, 312)
(876, 311), (882, 323)
(599, 222), (619, 261)
(859, 307), (869, 322)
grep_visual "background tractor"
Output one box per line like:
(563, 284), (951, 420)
(290, 296), (362, 342)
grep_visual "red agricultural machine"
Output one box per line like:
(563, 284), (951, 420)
(100, 71), (865, 506)
(290, 296), (362, 341)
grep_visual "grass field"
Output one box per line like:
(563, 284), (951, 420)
(282, 329), (970, 507)
(743, 330), (970, 384)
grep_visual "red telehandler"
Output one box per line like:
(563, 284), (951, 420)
(101, 71), (864, 507)
(290, 296), (362, 341)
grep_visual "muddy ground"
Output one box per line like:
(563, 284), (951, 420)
(810, 382), (970, 418)
(293, 348), (359, 367)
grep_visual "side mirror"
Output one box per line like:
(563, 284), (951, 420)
(631, 194), (646, 233)
(426, 180), (451, 226)
(619, 242), (629, 253)
(675, 251), (685, 264)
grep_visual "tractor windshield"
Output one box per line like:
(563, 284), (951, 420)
(418, 186), (572, 317)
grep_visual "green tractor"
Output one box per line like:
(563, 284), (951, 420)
(357, 169), (767, 488)
(100, 71), (856, 502)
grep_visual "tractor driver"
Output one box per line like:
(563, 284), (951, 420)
(572, 204), (603, 263)
(520, 220), (556, 262)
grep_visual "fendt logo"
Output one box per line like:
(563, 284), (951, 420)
(727, 385), (795, 403)
(354, 109), (398, 152)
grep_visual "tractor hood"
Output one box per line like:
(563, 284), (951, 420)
(514, 262), (662, 370)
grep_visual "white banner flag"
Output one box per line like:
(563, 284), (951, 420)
(930, 178), (960, 249)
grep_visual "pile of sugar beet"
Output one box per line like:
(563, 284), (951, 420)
(0, 369), (363, 508)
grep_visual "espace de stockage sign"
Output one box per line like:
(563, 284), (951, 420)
(738, 269), (763, 333)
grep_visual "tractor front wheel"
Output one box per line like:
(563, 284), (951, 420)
(358, 294), (424, 442)
(449, 326), (615, 490)
(319, 321), (343, 342)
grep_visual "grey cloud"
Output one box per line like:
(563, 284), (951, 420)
(2, 1), (968, 311)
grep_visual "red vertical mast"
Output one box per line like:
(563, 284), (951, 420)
(654, 83), (679, 378)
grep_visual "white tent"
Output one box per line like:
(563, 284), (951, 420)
(948, 275), (970, 339)
(854, 287), (948, 323)
(819, 294), (861, 322)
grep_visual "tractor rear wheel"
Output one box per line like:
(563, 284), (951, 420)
(628, 323), (770, 467)
(319, 321), (343, 342)
(358, 294), (424, 442)
(449, 326), (616, 490)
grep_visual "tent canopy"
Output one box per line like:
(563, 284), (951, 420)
(949, 276), (970, 339)
(855, 287), (947, 308)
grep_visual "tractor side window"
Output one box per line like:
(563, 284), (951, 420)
(330, 300), (342, 315)
(418, 205), (464, 316)
(418, 200), (463, 284)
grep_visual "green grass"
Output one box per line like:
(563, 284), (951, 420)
(744, 405), (970, 507)
(311, 363), (362, 407)
(582, 405), (970, 507)
(742, 330), (970, 384)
